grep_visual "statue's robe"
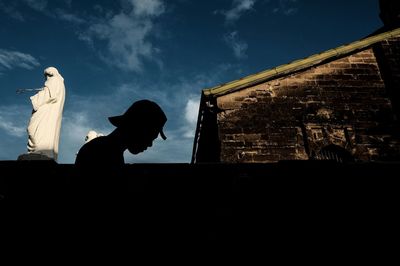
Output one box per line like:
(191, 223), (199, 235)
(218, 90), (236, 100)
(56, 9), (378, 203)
(27, 67), (65, 161)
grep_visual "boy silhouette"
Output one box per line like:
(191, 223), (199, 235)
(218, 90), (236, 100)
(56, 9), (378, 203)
(75, 99), (167, 168)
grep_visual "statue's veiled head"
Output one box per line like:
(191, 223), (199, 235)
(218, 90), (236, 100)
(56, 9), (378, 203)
(44, 67), (60, 78)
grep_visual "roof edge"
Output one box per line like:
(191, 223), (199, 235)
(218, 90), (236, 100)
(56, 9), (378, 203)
(203, 27), (400, 98)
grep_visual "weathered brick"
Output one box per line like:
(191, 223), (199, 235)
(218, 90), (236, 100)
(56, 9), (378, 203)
(196, 36), (400, 163)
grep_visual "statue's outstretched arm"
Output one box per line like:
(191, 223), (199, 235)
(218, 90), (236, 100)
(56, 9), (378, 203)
(30, 87), (52, 111)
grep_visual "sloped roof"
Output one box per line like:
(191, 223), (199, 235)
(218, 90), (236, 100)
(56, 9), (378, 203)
(203, 27), (400, 98)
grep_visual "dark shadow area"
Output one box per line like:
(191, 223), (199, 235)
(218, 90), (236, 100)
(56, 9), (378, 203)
(371, 0), (400, 35)
(1, 160), (399, 250)
(374, 39), (400, 124)
(313, 144), (355, 162)
(379, 0), (400, 31)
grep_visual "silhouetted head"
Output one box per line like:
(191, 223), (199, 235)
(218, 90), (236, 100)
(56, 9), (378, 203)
(108, 99), (167, 154)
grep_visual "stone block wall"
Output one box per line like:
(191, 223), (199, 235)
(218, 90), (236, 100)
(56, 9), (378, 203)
(217, 47), (400, 162)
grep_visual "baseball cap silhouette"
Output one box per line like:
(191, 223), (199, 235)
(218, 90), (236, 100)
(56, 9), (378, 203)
(108, 100), (167, 140)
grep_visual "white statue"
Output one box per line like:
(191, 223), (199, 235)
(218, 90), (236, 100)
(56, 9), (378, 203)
(74, 130), (104, 156)
(25, 67), (65, 161)
(85, 130), (104, 143)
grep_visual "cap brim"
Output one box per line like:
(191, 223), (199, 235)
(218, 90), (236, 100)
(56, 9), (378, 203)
(108, 116), (122, 127)
(160, 130), (167, 140)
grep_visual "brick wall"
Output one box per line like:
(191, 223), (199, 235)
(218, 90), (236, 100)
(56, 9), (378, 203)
(217, 47), (400, 162)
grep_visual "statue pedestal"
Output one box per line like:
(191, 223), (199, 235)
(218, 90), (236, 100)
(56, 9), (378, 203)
(17, 153), (55, 161)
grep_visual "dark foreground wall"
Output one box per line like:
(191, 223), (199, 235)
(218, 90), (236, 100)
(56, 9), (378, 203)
(1, 161), (399, 250)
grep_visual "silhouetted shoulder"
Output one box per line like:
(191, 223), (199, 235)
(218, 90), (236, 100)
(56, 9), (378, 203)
(75, 136), (124, 168)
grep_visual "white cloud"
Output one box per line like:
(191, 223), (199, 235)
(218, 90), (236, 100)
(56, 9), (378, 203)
(224, 31), (248, 59)
(185, 98), (200, 125)
(0, 105), (30, 138)
(273, 0), (298, 16)
(0, 1), (25, 21)
(54, 9), (86, 24)
(0, 104), (30, 159)
(22, 0), (48, 11)
(0, 49), (40, 70)
(79, 0), (165, 72)
(64, 0), (72, 8)
(0, 0), (165, 72)
(130, 0), (165, 17)
(217, 0), (257, 24)
(0, 0), (48, 21)
(87, 14), (154, 71)
(183, 96), (200, 138)
(0, 118), (26, 137)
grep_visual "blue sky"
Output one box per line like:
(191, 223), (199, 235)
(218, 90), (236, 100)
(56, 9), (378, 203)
(0, 0), (383, 163)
